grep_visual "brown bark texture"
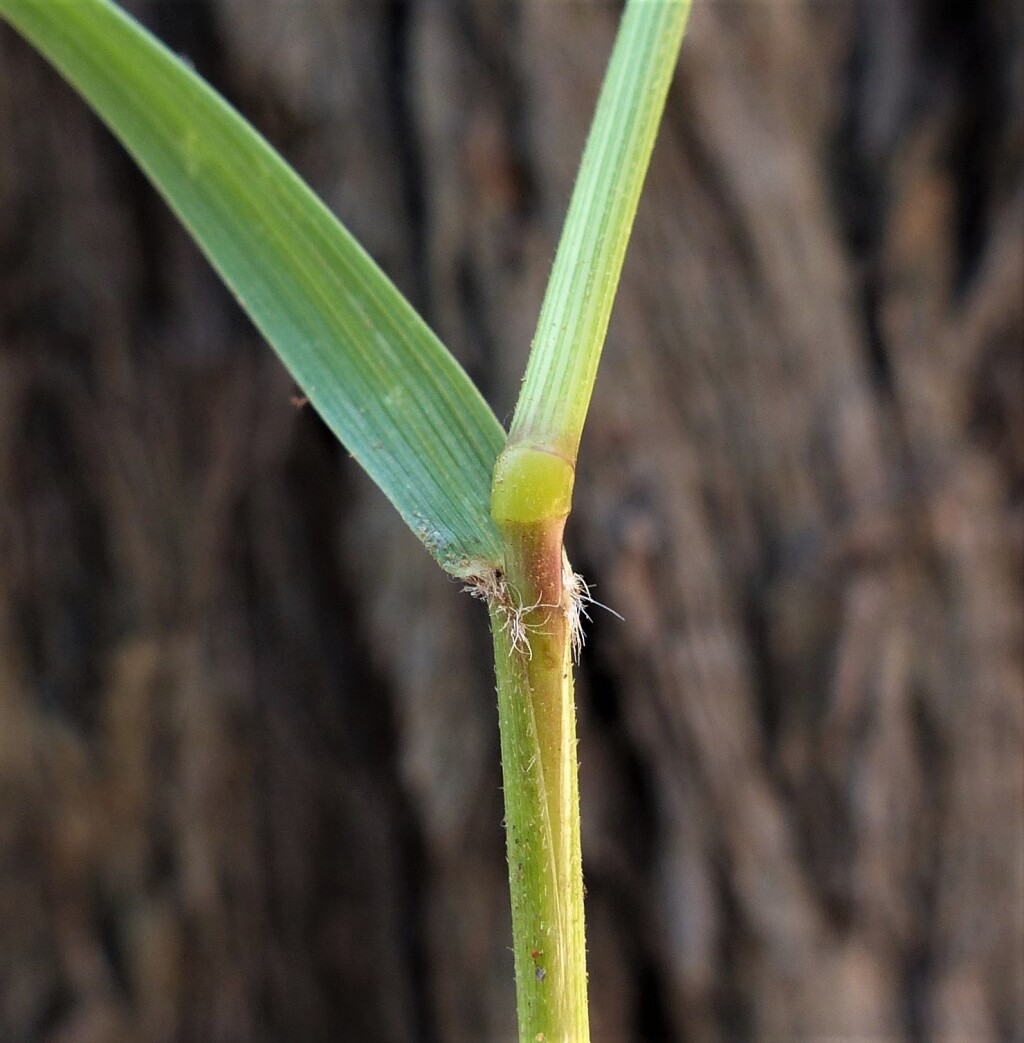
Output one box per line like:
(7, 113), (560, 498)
(1, 1), (1022, 1041)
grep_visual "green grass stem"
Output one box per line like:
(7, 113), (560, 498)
(490, 589), (586, 1043)
(489, 3), (691, 1038)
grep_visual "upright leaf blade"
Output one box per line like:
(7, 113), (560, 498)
(0, 0), (505, 575)
(508, 0), (692, 463)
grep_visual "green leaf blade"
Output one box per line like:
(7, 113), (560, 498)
(0, 0), (505, 575)
(509, 0), (692, 462)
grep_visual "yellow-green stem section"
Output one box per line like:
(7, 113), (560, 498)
(492, 445), (586, 1041)
(489, 557), (586, 1042)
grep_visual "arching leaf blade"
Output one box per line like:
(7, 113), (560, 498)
(0, 0), (505, 576)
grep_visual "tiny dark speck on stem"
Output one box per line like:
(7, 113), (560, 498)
(535, 966), (546, 982)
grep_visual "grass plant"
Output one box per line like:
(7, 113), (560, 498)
(0, 1), (692, 1037)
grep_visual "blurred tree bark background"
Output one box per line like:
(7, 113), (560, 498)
(1, 1), (1021, 1040)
